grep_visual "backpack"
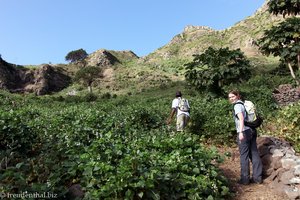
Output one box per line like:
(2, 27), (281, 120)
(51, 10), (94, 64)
(234, 100), (263, 129)
(178, 98), (189, 112)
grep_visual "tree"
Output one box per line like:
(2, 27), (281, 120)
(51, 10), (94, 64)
(74, 66), (102, 93)
(267, 0), (300, 17)
(258, 17), (300, 85)
(65, 48), (88, 64)
(258, 0), (300, 85)
(184, 47), (251, 96)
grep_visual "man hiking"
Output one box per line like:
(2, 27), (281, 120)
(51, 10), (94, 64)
(166, 91), (190, 131)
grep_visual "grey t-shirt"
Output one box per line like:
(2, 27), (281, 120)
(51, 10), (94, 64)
(233, 100), (250, 133)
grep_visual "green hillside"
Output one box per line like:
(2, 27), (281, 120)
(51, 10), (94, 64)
(72, 2), (284, 95)
(143, 2), (284, 68)
(1, 1), (300, 199)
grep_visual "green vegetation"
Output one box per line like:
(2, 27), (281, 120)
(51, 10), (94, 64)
(1, 1), (300, 199)
(74, 66), (102, 93)
(65, 48), (88, 64)
(266, 102), (300, 152)
(185, 47), (251, 96)
(267, 0), (300, 17)
(258, 17), (300, 85)
(0, 90), (233, 199)
(0, 61), (297, 199)
(258, 0), (300, 85)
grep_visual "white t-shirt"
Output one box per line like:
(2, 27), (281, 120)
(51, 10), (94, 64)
(172, 97), (190, 117)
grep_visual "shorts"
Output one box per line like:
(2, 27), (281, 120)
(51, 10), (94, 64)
(176, 114), (190, 132)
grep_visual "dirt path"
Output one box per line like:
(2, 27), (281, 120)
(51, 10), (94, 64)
(218, 146), (288, 200)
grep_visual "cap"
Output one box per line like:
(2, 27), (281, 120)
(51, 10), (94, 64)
(175, 91), (182, 97)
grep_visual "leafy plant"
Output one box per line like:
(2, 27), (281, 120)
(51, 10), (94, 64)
(0, 91), (233, 199)
(267, 0), (300, 17)
(185, 47), (251, 96)
(0, 109), (40, 154)
(268, 102), (300, 151)
(76, 131), (230, 199)
(258, 17), (300, 85)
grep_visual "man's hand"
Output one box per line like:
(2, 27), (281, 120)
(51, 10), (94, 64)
(167, 108), (176, 125)
(166, 118), (171, 125)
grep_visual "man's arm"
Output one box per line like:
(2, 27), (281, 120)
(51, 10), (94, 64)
(166, 108), (176, 125)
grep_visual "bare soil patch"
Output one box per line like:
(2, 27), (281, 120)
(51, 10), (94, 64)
(218, 146), (288, 200)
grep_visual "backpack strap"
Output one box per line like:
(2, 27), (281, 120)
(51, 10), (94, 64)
(178, 98), (189, 112)
(233, 102), (247, 119)
(234, 102), (244, 106)
(176, 97), (181, 109)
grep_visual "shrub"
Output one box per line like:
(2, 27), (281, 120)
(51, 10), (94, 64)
(0, 109), (40, 154)
(84, 93), (98, 102)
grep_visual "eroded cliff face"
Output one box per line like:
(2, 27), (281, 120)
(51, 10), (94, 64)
(0, 57), (71, 95)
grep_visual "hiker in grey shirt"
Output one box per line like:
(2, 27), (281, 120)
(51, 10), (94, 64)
(228, 90), (262, 185)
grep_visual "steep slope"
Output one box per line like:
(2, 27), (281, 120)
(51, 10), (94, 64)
(0, 1), (286, 96)
(60, 49), (182, 95)
(142, 1), (284, 67)
(55, 1), (285, 95)
(0, 57), (71, 95)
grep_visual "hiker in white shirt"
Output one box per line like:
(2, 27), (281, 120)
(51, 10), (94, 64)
(166, 91), (190, 131)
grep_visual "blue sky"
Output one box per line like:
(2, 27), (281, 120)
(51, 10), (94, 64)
(1, 0), (266, 65)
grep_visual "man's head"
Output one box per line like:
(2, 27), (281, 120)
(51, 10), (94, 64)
(175, 91), (182, 97)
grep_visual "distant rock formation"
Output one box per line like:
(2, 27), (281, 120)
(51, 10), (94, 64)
(0, 58), (71, 95)
(0, 58), (24, 90)
(183, 25), (214, 32)
(86, 49), (119, 67)
(23, 64), (71, 95)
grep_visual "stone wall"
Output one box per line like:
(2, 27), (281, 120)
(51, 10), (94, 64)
(273, 84), (300, 106)
(258, 136), (300, 199)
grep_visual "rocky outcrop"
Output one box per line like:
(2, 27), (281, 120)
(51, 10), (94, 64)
(0, 57), (24, 90)
(258, 136), (300, 199)
(22, 65), (71, 95)
(86, 49), (119, 67)
(273, 84), (300, 106)
(183, 25), (214, 33)
(0, 58), (71, 95)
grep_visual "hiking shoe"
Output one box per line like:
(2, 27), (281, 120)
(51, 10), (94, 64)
(237, 180), (250, 185)
(250, 178), (263, 184)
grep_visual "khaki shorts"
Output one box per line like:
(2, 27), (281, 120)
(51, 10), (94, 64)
(176, 114), (190, 132)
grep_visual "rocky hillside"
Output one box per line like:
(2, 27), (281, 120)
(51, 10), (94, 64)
(85, 49), (139, 67)
(143, 1), (284, 66)
(0, 0), (287, 95)
(80, 49), (181, 95)
(0, 57), (70, 95)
